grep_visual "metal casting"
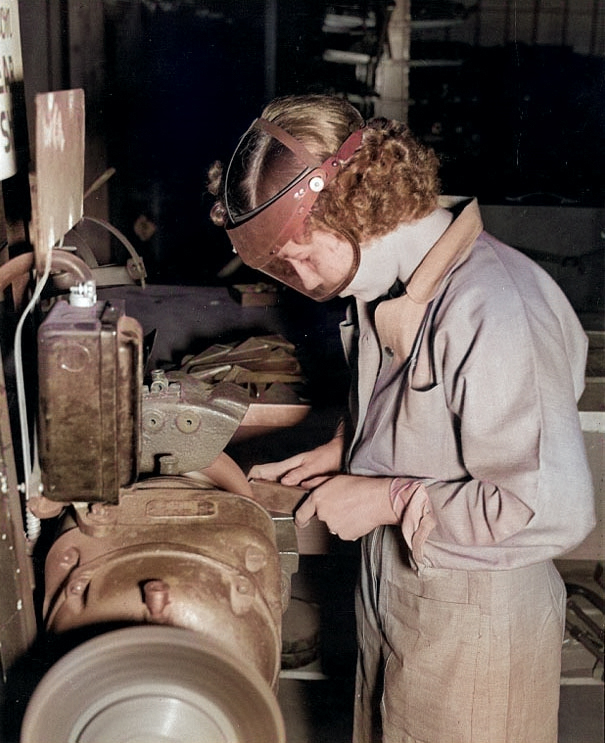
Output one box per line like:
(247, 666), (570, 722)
(43, 476), (297, 691)
(140, 372), (250, 476)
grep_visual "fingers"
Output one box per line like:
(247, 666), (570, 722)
(248, 454), (306, 483)
(280, 462), (318, 487)
(294, 492), (317, 529)
(300, 475), (331, 489)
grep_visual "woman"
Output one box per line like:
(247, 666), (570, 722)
(208, 94), (595, 743)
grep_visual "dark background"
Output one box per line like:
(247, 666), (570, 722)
(98, 1), (605, 285)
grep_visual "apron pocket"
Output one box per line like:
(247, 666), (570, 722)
(382, 578), (481, 743)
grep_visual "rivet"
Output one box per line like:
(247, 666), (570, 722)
(236, 575), (253, 595)
(245, 545), (267, 573)
(309, 176), (325, 193)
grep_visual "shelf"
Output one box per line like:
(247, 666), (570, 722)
(323, 12), (376, 32)
(323, 48), (372, 65)
(411, 18), (465, 31)
(410, 58), (464, 67)
(410, 6), (471, 71)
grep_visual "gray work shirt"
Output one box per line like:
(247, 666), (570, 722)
(342, 199), (595, 570)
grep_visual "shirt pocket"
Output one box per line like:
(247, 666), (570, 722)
(397, 383), (465, 478)
(381, 577), (481, 743)
(362, 382), (462, 480)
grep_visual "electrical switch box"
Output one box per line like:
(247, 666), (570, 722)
(38, 299), (143, 503)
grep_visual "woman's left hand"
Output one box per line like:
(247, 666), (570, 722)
(295, 474), (399, 541)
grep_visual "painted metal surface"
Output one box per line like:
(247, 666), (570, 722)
(37, 299), (142, 503)
(42, 477), (295, 691)
(140, 372), (250, 476)
(32, 89), (85, 271)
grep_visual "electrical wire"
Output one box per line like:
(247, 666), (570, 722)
(13, 245), (55, 543)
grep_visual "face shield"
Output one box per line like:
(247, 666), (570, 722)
(220, 118), (363, 301)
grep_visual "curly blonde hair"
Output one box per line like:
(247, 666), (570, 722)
(208, 95), (441, 246)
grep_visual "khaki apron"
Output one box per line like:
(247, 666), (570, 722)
(353, 526), (566, 743)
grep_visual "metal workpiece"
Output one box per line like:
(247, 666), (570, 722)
(140, 374), (250, 475)
(42, 477), (296, 692)
(37, 299), (143, 503)
(172, 335), (313, 442)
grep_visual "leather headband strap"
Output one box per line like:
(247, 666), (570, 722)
(256, 118), (364, 171)
(255, 118), (320, 168)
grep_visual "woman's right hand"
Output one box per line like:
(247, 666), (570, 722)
(247, 435), (345, 488)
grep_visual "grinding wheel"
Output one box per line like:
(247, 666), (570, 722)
(21, 626), (285, 743)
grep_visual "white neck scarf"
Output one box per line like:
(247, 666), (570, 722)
(340, 208), (454, 303)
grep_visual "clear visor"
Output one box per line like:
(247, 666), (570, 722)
(223, 119), (363, 301)
(258, 231), (358, 302)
